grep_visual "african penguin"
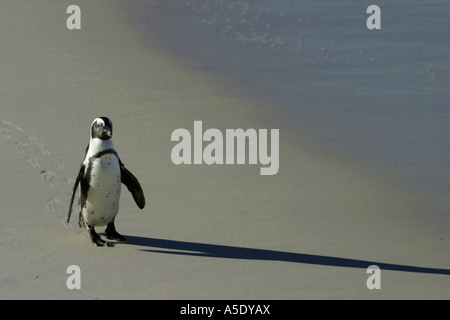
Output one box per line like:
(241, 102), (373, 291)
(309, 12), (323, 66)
(68, 117), (145, 246)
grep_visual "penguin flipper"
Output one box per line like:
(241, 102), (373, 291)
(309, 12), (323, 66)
(120, 163), (145, 209)
(67, 165), (84, 223)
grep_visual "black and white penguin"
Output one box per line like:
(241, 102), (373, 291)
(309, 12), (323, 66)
(67, 117), (145, 246)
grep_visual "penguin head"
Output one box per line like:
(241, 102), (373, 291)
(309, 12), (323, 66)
(91, 117), (113, 140)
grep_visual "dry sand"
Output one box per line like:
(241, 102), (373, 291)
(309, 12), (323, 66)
(0, 1), (449, 299)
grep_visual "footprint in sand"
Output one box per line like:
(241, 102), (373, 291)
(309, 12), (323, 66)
(56, 163), (66, 170)
(40, 170), (56, 188)
(27, 157), (41, 169)
(0, 128), (12, 140)
(14, 142), (27, 154)
(47, 198), (58, 213)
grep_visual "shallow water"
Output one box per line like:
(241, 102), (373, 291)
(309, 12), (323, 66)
(137, 0), (449, 222)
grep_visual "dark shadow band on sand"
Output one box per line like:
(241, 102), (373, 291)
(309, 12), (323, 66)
(123, 236), (450, 275)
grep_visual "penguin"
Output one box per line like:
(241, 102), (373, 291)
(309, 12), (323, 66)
(67, 117), (145, 246)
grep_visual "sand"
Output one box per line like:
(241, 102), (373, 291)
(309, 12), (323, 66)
(0, 1), (449, 300)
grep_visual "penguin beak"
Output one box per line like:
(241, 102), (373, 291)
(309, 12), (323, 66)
(99, 125), (112, 139)
(105, 128), (112, 138)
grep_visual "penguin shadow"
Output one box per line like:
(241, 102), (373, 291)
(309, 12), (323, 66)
(121, 235), (450, 276)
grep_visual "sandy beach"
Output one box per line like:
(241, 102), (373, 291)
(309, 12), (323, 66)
(0, 1), (449, 300)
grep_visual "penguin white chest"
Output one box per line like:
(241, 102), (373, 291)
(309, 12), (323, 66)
(83, 154), (121, 227)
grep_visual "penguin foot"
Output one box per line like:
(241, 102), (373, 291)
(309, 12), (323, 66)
(93, 237), (111, 247)
(105, 222), (126, 241)
(88, 228), (111, 247)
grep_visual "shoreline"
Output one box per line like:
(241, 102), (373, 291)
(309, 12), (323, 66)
(0, 1), (448, 299)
